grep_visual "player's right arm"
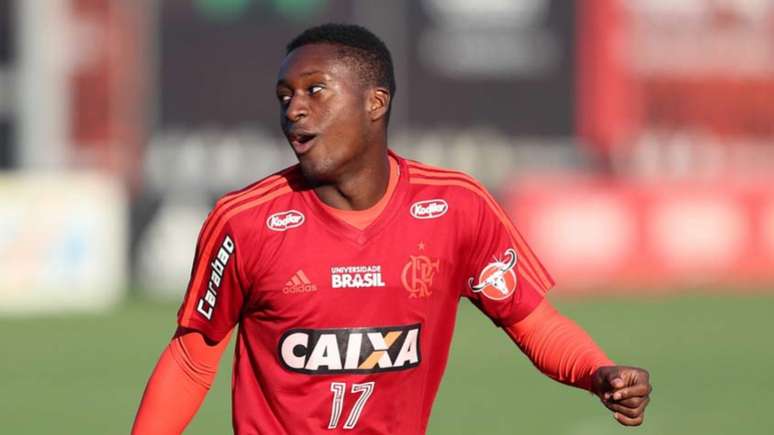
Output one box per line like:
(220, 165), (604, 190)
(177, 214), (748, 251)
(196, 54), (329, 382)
(133, 198), (250, 434)
(131, 329), (231, 435)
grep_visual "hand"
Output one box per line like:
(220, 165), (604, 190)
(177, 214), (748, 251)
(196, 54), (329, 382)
(591, 365), (652, 426)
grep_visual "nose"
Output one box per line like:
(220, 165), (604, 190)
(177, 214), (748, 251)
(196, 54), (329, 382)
(284, 94), (308, 123)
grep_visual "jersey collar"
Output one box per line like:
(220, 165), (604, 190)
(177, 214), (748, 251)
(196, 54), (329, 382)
(299, 149), (410, 246)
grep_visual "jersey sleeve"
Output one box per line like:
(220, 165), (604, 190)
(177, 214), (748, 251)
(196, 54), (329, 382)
(177, 211), (247, 342)
(461, 189), (555, 327)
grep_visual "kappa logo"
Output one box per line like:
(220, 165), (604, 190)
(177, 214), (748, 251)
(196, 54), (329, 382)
(468, 248), (518, 301)
(278, 324), (421, 374)
(283, 270), (317, 294)
(266, 210), (305, 231)
(410, 199), (448, 219)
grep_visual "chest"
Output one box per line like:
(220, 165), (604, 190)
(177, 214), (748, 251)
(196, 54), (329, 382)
(245, 214), (464, 326)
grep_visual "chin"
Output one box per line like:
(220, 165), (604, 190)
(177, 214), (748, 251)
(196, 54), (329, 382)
(298, 154), (337, 185)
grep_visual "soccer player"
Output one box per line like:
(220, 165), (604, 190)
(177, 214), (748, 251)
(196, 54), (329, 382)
(132, 24), (651, 434)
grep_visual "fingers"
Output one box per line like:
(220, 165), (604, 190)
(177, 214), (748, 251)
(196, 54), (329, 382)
(600, 382), (651, 427)
(599, 366), (625, 387)
(609, 395), (647, 408)
(613, 411), (645, 426)
(601, 383), (651, 412)
(607, 376), (625, 390)
(593, 366), (649, 398)
(607, 383), (652, 401)
(605, 398), (650, 419)
(591, 365), (652, 427)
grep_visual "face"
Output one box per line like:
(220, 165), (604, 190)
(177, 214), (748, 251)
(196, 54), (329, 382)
(276, 43), (378, 183)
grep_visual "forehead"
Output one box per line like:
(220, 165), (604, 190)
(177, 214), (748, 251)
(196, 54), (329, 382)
(277, 43), (357, 85)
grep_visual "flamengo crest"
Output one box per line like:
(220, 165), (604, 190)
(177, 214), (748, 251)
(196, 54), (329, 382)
(402, 256), (439, 298)
(266, 210), (305, 231)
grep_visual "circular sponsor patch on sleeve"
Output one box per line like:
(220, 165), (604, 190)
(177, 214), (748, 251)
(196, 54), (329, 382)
(468, 248), (518, 300)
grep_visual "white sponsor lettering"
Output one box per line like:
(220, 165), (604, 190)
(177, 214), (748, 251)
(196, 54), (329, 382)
(196, 235), (235, 320)
(393, 328), (420, 366)
(281, 332), (308, 369)
(222, 236), (235, 252)
(305, 334), (343, 371)
(410, 199), (449, 219)
(344, 334), (363, 369)
(366, 332), (393, 368)
(278, 325), (422, 374)
(204, 290), (216, 306)
(196, 300), (212, 320)
(330, 265), (381, 274)
(266, 210), (305, 231)
(331, 265), (386, 288)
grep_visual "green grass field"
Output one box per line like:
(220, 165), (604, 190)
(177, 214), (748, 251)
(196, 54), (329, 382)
(1, 294), (772, 434)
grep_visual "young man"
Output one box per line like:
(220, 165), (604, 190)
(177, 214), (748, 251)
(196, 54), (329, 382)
(132, 24), (651, 434)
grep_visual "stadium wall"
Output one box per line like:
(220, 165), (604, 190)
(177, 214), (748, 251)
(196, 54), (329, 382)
(504, 176), (774, 293)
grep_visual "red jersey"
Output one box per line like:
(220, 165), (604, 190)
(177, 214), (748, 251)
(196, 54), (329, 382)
(177, 151), (554, 434)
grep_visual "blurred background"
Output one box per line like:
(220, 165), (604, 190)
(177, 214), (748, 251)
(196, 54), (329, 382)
(1, 0), (773, 434)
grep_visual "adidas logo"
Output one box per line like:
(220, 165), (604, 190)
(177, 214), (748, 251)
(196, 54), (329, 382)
(282, 270), (318, 294)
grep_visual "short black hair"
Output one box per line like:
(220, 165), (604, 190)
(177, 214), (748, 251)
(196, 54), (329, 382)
(286, 23), (396, 119)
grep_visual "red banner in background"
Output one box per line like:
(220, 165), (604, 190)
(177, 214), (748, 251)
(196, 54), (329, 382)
(577, 0), (774, 159)
(576, 0), (639, 156)
(504, 177), (774, 293)
(69, 0), (147, 191)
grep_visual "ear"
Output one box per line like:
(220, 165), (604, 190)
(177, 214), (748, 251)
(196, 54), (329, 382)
(366, 87), (391, 122)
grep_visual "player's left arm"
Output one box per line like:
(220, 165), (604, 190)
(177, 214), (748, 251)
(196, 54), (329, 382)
(589, 364), (652, 426)
(459, 182), (651, 425)
(505, 299), (652, 426)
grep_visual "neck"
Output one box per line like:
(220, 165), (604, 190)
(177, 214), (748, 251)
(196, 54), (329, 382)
(313, 148), (390, 211)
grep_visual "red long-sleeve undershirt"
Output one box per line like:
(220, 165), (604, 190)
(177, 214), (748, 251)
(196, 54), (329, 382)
(131, 299), (612, 434)
(503, 299), (614, 391)
(131, 330), (230, 435)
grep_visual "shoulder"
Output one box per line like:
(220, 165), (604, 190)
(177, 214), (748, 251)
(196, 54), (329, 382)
(206, 164), (303, 231)
(403, 158), (496, 207)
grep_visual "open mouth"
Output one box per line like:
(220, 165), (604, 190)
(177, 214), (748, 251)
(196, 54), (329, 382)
(288, 133), (317, 155)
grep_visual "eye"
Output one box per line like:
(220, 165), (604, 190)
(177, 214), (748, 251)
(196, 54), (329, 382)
(277, 93), (291, 104)
(309, 85), (324, 95)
